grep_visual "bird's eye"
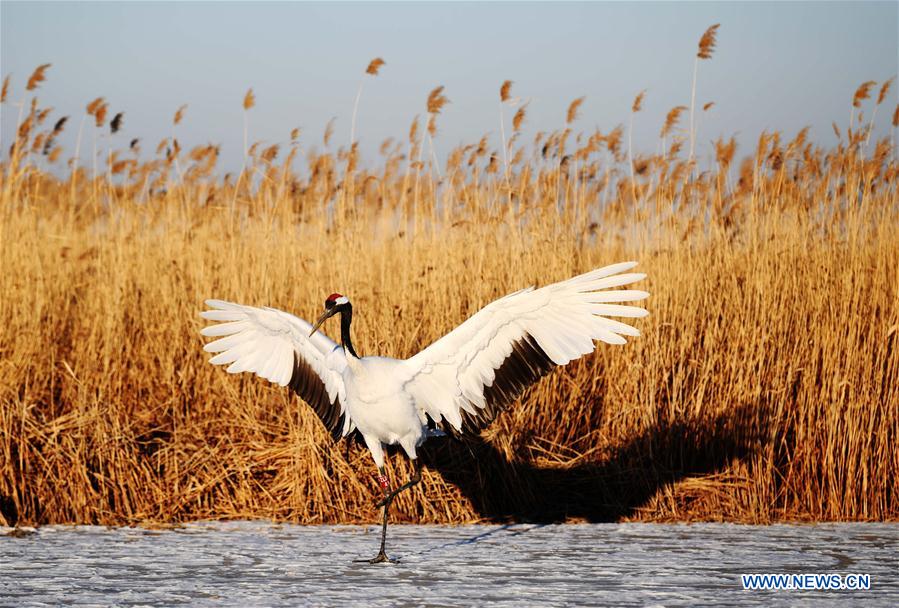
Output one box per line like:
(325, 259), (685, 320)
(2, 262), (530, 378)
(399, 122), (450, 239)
(325, 300), (334, 309)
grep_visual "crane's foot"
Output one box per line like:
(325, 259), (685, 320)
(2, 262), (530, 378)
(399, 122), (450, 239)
(369, 551), (393, 564)
(355, 551), (397, 564)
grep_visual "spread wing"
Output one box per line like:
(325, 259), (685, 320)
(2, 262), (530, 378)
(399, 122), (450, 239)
(199, 300), (353, 440)
(402, 262), (648, 436)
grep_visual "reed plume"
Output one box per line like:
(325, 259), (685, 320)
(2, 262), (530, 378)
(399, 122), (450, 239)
(714, 135), (737, 169)
(629, 92), (645, 202)
(513, 104), (527, 131)
(94, 103), (108, 128)
(864, 77), (895, 146)
(261, 144), (279, 164)
(697, 24), (720, 59)
(877, 77), (894, 105)
(852, 81), (876, 108)
(243, 88), (256, 110)
(26, 63), (51, 91)
(351, 57), (385, 146)
(40, 115), (69, 155)
(498, 80), (516, 176)
(425, 86), (449, 168)
(111, 159), (133, 175)
(16, 113), (33, 140)
(0, 75), (9, 103)
(632, 90), (646, 113)
(31, 133), (47, 155)
(241, 90), (255, 174)
(365, 57), (385, 76)
(426, 86), (449, 114)
(174, 105), (187, 125)
(408, 115), (420, 143)
(324, 117), (335, 146)
(566, 96), (585, 124)
(661, 105), (687, 138)
(86, 97), (105, 116)
(110, 112), (124, 134)
(690, 24), (720, 167)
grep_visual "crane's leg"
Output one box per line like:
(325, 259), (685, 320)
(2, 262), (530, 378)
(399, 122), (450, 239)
(369, 459), (423, 564)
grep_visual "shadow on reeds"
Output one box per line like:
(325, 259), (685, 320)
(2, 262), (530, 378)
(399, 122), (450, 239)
(418, 401), (767, 523)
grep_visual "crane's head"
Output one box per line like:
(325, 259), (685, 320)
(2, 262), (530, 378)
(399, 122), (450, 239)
(309, 293), (350, 336)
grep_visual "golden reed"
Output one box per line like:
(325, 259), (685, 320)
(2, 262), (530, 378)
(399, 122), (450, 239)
(0, 57), (896, 527)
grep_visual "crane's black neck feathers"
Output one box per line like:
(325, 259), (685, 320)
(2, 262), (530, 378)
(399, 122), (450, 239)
(338, 303), (359, 359)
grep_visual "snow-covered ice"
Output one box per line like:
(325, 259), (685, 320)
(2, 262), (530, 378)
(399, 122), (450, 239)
(2, 522), (897, 606)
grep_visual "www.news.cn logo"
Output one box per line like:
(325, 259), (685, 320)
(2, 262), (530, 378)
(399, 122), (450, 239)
(741, 573), (871, 591)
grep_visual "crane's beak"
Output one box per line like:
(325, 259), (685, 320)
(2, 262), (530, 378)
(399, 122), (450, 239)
(309, 308), (333, 337)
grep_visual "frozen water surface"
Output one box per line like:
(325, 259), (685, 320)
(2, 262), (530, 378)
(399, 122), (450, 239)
(2, 522), (897, 606)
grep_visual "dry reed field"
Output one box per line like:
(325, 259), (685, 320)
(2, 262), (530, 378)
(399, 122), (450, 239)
(1, 30), (898, 527)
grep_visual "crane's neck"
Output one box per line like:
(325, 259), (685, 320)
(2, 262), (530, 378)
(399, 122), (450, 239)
(340, 304), (359, 359)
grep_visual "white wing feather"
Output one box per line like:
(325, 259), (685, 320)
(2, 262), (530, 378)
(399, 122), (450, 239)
(403, 262), (649, 432)
(199, 300), (351, 435)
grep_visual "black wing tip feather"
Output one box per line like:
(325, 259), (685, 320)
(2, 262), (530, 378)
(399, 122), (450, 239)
(287, 352), (345, 442)
(446, 333), (555, 438)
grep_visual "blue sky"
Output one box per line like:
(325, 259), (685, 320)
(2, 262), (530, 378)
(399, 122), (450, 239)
(2, 1), (897, 173)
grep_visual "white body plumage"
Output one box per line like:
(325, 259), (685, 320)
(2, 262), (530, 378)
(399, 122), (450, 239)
(342, 356), (423, 467)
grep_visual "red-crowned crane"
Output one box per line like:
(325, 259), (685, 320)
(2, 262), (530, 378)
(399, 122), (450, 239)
(200, 262), (648, 563)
